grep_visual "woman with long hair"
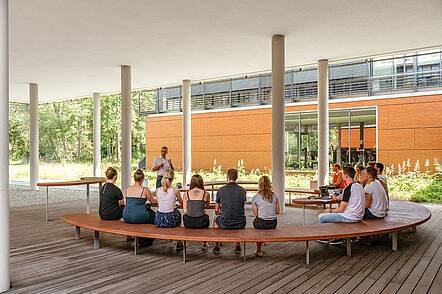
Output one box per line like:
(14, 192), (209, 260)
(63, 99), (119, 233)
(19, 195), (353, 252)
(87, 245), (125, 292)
(252, 175), (280, 257)
(154, 169), (184, 250)
(183, 174), (211, 250)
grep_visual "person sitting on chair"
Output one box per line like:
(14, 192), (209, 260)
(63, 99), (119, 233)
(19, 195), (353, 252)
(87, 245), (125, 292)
(99, 167), (124, 221)
(213, 168), (247, 255)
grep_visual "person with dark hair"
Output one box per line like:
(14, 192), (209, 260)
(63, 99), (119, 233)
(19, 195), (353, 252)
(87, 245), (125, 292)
(375, 162), (387, 183)
(252, 175), (280, 257)
(122, 169), (157, 247)
(183, 174), (211, 229)
(152, 146), (174, 189)
(213, 168), (246, 255)
(331, 163), (346, 189)
(362, 167), (388, 219)
(355, 165), (365, 184)
(368, 161), (376, 168)
(318, 166), (365, 224)
(99, 167), (124, 220)
(183, 174), (211, 250)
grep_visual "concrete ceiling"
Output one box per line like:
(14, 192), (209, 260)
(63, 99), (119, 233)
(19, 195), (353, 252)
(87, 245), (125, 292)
(10, 0), (442, 102)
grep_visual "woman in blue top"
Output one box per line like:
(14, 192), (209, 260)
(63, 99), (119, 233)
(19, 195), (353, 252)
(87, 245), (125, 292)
(123, 169), (157, 246)
(252, 175), (280, 257)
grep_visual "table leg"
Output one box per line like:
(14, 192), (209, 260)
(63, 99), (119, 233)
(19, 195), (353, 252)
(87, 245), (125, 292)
(86, 184), (90, 214)
(289, 192), (292, 206)
(303, 205), (306, 225)
(45, 186), (49, 221)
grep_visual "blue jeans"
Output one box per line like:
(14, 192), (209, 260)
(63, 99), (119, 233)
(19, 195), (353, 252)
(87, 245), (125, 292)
(318, 213), (358, 224)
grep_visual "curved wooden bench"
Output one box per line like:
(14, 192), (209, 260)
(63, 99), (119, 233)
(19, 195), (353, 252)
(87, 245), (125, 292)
(62, 200), (430, 264)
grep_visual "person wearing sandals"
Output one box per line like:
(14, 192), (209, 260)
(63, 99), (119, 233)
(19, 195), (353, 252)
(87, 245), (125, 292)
(252, 175), (280, 257)
(122, 169), (157, 247)
(183, 174), (211, 250)
(99, 167), (124, 220)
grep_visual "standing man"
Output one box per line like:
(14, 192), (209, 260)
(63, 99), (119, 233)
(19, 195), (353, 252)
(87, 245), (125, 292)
(152, 146), (174, 189)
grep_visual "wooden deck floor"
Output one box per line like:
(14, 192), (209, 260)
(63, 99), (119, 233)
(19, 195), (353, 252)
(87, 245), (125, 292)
(8, 199), (442, 293)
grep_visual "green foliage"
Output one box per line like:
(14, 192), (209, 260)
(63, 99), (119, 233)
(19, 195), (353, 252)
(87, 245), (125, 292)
(9, 91), (153, 165)
(410, 177), (442, 204)
(9, 103), (30, 161)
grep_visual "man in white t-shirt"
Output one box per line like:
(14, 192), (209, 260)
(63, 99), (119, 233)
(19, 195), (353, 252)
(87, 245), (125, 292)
(318, 166), (365, 223)
(152, 146), (174, 189)
(362, 167), (389, 219)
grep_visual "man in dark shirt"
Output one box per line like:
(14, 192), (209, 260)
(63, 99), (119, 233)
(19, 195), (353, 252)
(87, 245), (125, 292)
(213, 168), (246, 254)
(99, 167), (124, 220)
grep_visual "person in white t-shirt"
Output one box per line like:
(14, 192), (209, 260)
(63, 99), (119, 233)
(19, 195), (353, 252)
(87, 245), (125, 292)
(362, 167), (388, 219)
(152, 146), (174, 189)
(318, 166), (365, 223)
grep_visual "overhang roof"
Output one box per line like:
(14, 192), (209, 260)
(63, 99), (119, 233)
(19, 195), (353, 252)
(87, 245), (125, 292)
(10, 0), (442, 102)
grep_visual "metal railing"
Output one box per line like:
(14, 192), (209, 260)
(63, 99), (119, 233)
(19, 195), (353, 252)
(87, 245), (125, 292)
(139, 51), (442, 115)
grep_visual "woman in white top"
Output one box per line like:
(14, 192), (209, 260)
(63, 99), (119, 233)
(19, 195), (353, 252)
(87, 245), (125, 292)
(252, 175), (280, 257)
(154, 169), (183, 228)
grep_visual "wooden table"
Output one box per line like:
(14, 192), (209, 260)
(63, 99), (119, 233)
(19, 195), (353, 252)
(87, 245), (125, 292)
(37, 177), (107, 221)
(292, 197), (341, 225)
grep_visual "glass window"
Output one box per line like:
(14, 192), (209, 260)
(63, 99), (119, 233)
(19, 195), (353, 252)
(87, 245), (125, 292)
(285, 107), (377, 170)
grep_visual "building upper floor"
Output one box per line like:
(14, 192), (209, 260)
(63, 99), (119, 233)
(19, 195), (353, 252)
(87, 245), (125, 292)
(139, 48), (442, 116)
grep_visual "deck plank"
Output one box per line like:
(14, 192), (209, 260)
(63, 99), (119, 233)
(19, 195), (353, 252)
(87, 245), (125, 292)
(6, 197), (442, 294)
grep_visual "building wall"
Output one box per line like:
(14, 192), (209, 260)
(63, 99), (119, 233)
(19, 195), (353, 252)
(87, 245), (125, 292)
(146, 93), (442, 171)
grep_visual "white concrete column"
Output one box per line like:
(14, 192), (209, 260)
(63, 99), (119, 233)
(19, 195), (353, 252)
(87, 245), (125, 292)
(121, 65), (132, 190)
(0, 0), (9, 291)
(29, 83), (39, 190)
(93, 92), (101, 177)
(182, 80), (192, 187)
(272, 34), (286, 212)
(318, 59), (329, 186)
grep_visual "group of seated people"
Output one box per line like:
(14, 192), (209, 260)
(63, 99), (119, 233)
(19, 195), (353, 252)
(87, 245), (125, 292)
(319, 162), (389, 225)
(98, 167), (279, 257)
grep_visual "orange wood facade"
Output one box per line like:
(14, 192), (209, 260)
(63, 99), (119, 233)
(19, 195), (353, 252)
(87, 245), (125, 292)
(146, 93), (442, 171)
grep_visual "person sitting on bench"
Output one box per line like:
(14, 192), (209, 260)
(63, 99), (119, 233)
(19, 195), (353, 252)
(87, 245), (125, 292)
(252, 175), (280, 257)
(213, 168), (247, 255)
(99, 167), (124, 221)
(362, 167), (388, 219)
(155, 169), (184, 250)
(183, 174), (211, 250)
(331, 163), (346, 189)
(319, 166), (365, 223)
(123, 169), (157, 247)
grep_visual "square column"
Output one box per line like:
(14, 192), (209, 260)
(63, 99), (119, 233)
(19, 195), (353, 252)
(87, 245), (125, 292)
(29, 83), (39, 190)
(182, 79), (191, 187)
(0, 0), (9, 291)
(318, 59), (329, 186)
(272, 34), (286, 212)
(121, 65), (132, 190)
